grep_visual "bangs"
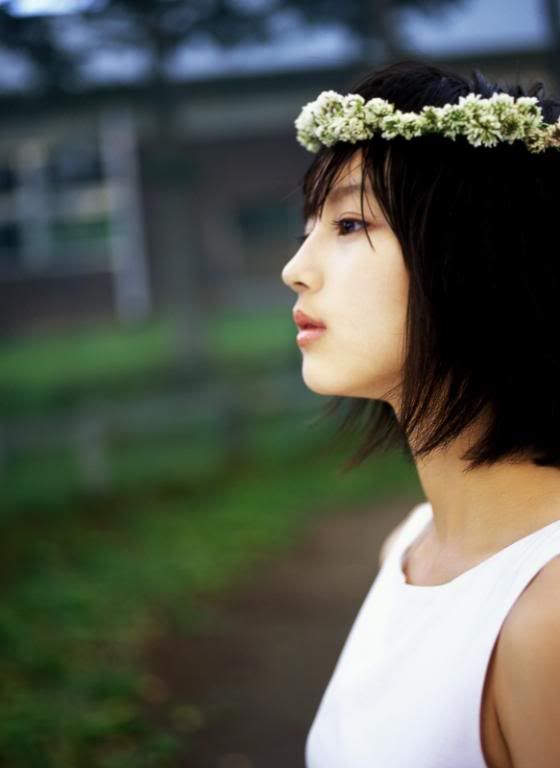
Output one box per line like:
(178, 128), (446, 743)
(300, 139), (394, 239)
(301, 142), (366, 224)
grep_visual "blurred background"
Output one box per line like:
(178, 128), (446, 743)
(0, 1), (557, 766)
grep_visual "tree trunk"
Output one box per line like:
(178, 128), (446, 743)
(143, 34), (212, 366)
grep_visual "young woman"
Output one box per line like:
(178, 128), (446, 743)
(281, 59), (560, 767)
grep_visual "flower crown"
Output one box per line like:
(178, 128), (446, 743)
(294, 90), (560, 154)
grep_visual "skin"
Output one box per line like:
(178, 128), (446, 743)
(281, 147), (560, 767)
(280, 150), (408, 403)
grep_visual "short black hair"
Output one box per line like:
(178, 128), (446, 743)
(299, 58), (560, 474)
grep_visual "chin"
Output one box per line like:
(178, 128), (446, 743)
(300, 368), (360, 398)
(300, 364), (399, 402)
(300, 370), (339, 396)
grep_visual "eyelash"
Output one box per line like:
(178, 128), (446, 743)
(295, 217), (367, 245)
(330, 217), (367, 237)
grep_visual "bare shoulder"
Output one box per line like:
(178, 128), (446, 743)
(493, 555), (560, 768)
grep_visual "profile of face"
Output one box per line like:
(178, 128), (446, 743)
(281, 149), (409, 406)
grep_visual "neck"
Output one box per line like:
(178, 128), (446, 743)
(412, 419), (560, 561)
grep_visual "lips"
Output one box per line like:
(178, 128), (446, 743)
(292, 308), (327, 348)
(293, 308), (326, 330)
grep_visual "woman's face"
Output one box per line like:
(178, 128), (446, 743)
(281, 149), (409, 405)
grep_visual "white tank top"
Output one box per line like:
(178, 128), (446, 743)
(305, 501), (560, 768)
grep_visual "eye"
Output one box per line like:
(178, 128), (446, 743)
(295, 217), (368, 245)
(330, 217), (367, 236)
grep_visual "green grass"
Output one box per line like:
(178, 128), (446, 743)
(0, 321), (172, 392)
(0, 308), (296, 394)
(0, 309), (298, 420)
(0, 320), (174, 420)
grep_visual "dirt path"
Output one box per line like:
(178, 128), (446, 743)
(145, 492), (423, 768)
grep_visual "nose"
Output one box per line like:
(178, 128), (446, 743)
(281, 238), (319, 293)
(281, 250), (299, 290)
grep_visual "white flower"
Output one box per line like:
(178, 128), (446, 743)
(294, 89), (556, 155)
(489, 93), (515, 105)
(364, 97), (395, 128)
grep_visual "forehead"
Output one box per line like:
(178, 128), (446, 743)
(328, 151), (373, 202)
(331, 151), (363, 187)
(326, 155), (377, 214)
(302, 147), (379, 224)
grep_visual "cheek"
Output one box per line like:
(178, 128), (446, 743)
(299, 237), (409, 400)
(302, 266), (407, 399)
(340, 256), (408, 354)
